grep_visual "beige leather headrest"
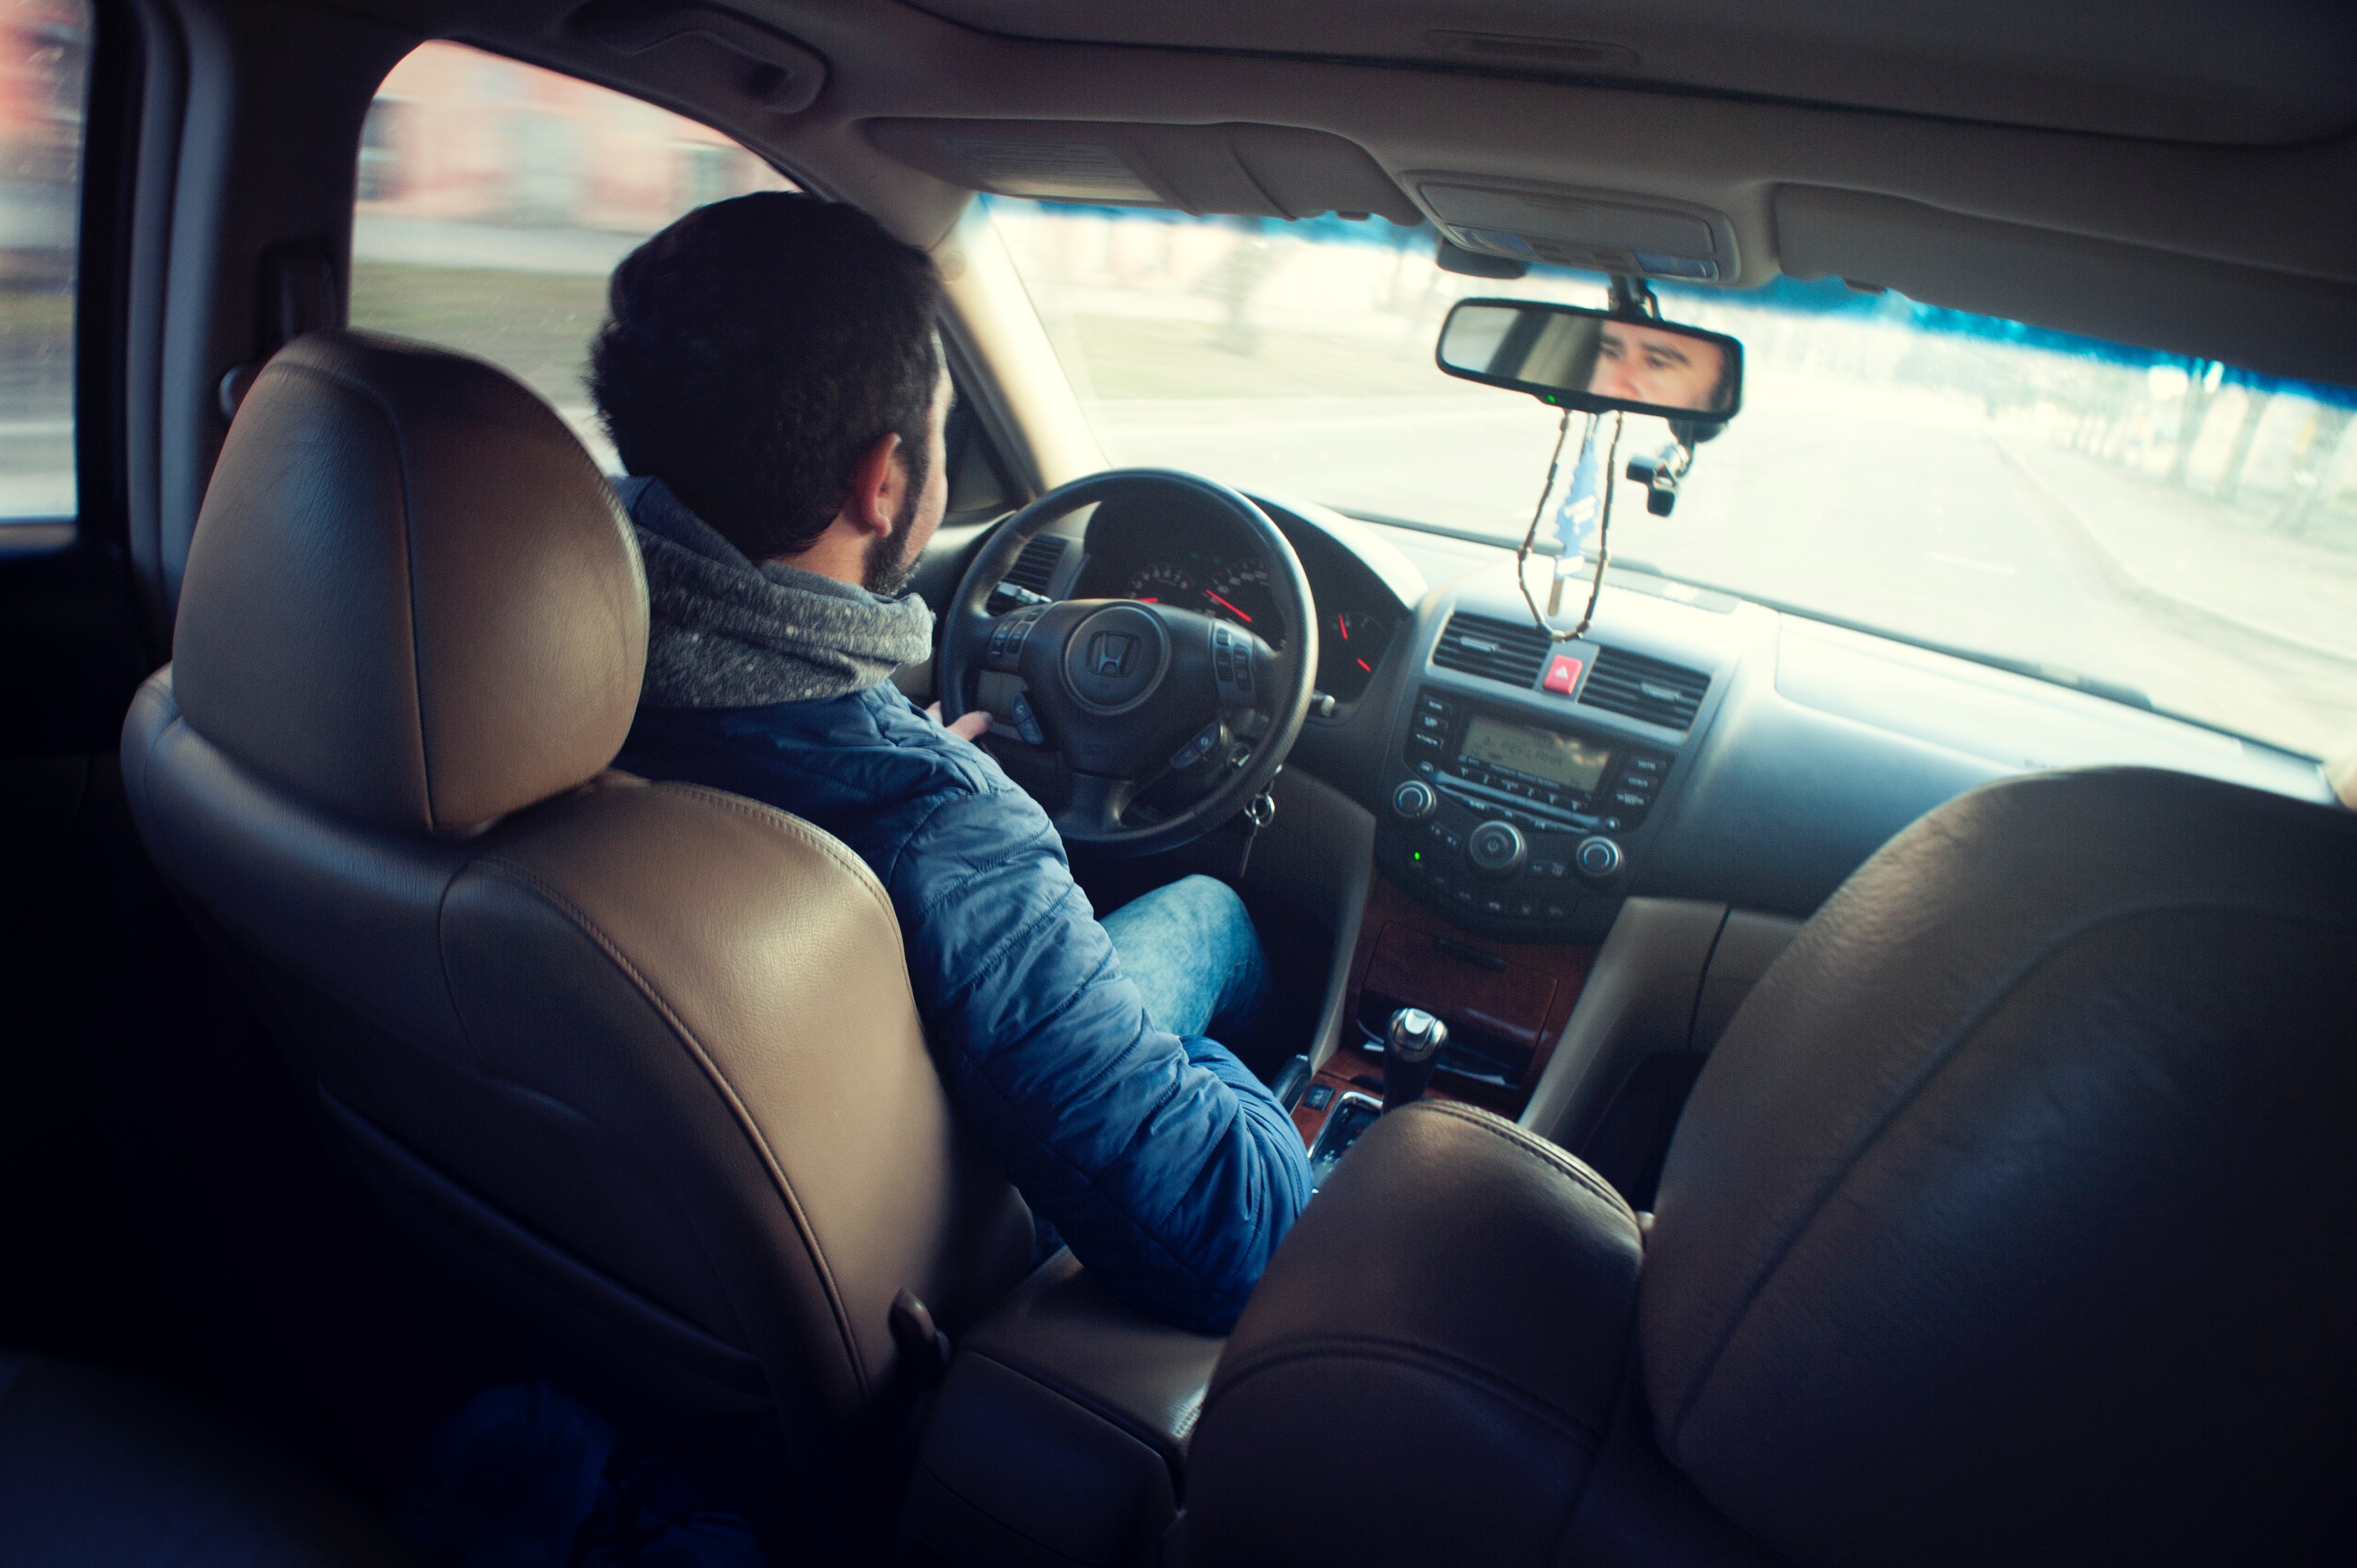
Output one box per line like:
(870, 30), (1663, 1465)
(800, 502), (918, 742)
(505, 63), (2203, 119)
(173, 331), (648, 834)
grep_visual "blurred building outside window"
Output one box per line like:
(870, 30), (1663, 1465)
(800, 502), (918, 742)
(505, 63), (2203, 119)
(1, 0), (88, 543)
(349, 40), (791, 468)
(357, 96), (405, 202)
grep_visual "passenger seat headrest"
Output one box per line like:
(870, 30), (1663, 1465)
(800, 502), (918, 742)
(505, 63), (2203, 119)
(173, 330), (648, 834)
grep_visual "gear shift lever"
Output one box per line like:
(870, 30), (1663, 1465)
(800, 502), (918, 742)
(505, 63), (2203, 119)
(1382, 1008), (1448, 1113)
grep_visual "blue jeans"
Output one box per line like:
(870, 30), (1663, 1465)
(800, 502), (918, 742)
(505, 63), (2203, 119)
(1100, 874), (1271, 1045)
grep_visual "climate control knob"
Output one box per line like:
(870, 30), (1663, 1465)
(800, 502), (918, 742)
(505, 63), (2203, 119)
(1575, 835), (1624, 880)
(1466, 819), (1527, 877)
(1391, 779), (1437, 821)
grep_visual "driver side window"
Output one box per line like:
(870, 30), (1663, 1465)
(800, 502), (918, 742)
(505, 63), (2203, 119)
(347, 42), (792, 471)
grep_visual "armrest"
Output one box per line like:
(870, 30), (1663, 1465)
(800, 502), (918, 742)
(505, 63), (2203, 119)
(1180, 1101), (1645, 1566)
(902, 1250), (1224, 1567)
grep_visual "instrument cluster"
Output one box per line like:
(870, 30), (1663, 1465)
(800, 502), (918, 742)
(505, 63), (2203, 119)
(1123, 553), (1284, 642)
(1109, 546), (1397, 704)
(1077, 501), (1403, 706)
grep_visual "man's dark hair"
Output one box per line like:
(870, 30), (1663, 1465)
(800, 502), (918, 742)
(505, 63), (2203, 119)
(591, 192), (944, 562)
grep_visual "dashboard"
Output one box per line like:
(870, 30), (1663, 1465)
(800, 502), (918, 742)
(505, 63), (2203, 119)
(972, 485), (2340, 947)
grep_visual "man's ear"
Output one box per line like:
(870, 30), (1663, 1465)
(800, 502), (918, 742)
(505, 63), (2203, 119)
(841, 432), (906, 541)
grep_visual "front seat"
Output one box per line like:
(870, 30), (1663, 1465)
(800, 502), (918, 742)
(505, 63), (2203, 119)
(1181, 766), (2357, 1565)
(120, 332), (1036, 1518)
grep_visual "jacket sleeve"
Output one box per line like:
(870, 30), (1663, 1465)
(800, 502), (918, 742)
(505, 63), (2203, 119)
(886, 785), (1314, 1334)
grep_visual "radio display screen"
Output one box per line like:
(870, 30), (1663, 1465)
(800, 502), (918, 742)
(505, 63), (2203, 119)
(1461, 715), (1612, 795)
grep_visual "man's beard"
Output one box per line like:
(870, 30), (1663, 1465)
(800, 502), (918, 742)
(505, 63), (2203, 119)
(861, 446), (930, 596)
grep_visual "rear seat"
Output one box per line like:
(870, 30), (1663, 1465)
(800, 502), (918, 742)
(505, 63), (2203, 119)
(0, 1351), (421, 1566)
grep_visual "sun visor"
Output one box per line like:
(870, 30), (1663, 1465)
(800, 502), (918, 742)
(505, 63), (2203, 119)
(1416, 181), (1739, 282)
(863, 120), (1418, 224)
(1775, 185), (2357, 387)
(572, 0), (827, 115)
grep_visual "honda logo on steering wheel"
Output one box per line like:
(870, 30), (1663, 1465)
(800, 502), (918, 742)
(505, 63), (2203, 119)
(1089, 631), (1139, 677)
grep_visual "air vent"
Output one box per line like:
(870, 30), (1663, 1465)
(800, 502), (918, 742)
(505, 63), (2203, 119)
(1430, 611), (1552, 688)
(987, 535), (1067, 613)
(1579, 646), (1710, 731)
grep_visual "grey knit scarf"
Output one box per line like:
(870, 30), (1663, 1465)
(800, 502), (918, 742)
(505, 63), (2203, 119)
(619, 476), (935, 708)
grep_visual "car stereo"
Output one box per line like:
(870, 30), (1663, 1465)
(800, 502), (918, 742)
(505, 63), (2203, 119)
(1379, 685), (1674, 940)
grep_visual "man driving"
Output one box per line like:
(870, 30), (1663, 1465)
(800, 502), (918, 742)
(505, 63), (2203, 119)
(1591, 318), (1732, 412)
(592, 192), (1313, 1334)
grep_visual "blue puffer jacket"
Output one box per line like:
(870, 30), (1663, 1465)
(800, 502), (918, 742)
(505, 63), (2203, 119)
(616, 685), (1313, 1333)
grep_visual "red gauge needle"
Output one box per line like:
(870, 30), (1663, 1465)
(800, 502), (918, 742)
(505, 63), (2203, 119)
(1356, 658), (1372, 672)
(1204, 591), (1252, 622)
(1336, 616), (1350, 639)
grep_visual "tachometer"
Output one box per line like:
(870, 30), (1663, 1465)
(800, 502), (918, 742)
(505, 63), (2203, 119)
(1125, 563), (1196, 603)
(1202, 558), (1284, 646)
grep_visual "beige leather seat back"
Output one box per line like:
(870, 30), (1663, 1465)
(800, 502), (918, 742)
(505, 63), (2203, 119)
(1183, 767), (2357, 1565)
(120, 332), (1034, 1481)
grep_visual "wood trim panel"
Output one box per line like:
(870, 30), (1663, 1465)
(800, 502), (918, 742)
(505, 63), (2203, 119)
(1295, 874), (1597, 1146)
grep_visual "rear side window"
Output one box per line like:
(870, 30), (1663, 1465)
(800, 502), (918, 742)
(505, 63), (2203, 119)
(1, 0), (90, 541)
(348, 42), (791, 470)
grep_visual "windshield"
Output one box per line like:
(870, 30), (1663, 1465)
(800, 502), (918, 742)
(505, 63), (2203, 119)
(985, 198), (2357, 763)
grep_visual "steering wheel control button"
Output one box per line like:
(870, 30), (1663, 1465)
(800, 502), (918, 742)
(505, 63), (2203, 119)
(985, 607), (1046, 672)
(1543, 654), (1584, 695)
(1576, 836), (1624, 879)
(1466, 819), (1527, 877)
(1009, 693), (1046, 746)
(1391, 779), (1437, 821)
(1170, 721), (1224, 772)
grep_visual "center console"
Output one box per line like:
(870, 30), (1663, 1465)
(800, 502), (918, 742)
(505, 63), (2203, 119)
(1380, 683), (1678, 944)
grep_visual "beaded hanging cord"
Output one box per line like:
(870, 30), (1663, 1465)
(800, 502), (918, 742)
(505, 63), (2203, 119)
(1514, 406), (1624, 642)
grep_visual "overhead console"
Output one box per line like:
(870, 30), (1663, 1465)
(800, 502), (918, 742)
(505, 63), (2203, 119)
(1413, 177), (1741, 283)
(1377, 599), (1723, 945)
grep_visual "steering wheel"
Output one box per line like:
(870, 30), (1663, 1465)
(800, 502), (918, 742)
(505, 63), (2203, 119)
(940, 470), (1319, 857)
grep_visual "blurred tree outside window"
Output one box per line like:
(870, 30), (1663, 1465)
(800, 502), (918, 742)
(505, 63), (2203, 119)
(0, 0), (89, 539)
(348, 40), (791, 470)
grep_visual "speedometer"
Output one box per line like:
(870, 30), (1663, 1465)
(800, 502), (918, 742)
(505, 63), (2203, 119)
(1201, 558), (1284, 647)
(1125, 563), (1196, 603)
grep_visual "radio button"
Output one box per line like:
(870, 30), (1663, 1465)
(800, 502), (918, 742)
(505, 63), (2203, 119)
(1466, 820), (1528, 877)
(1576, 837), (1624, 880)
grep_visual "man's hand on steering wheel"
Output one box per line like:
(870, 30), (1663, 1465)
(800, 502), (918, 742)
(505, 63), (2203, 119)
(927, 700), (994, 743)
(939, 470), (1319, 858)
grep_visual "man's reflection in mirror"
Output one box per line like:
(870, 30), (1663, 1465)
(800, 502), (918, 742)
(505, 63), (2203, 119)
(1590, 320), (1733, 413)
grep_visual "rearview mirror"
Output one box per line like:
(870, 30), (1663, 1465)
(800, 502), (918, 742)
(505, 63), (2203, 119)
(1436, 298), (1743, 421)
